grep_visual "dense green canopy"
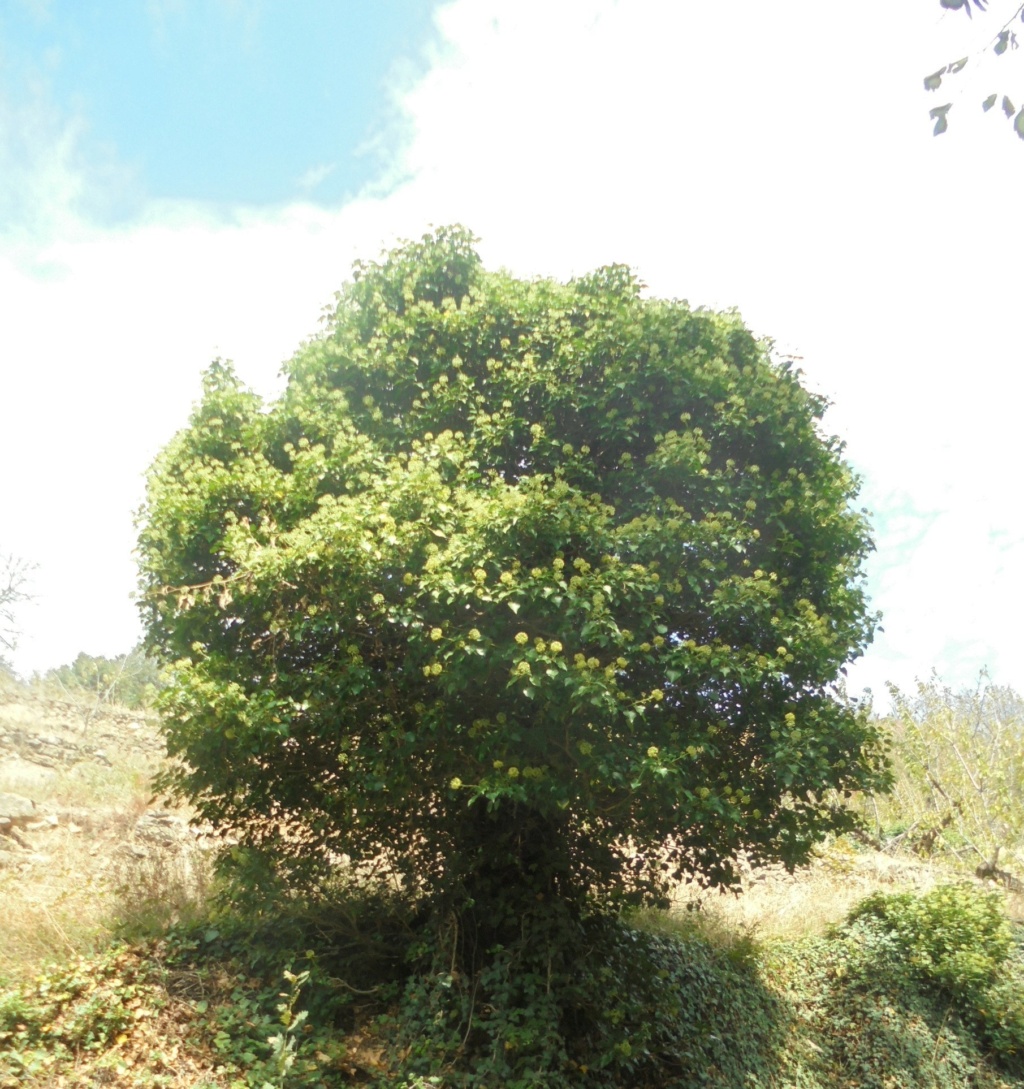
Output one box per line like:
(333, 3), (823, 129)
(138, 227), (887, 911)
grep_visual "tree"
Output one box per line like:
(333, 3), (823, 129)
(875, 674), (1024, 878)
(925, 0), (1024, 138)
(0, 551), (33, 655)
(137, 227), (888, 936)
(44, 647), (163, 711)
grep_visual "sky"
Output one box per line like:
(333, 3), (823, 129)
(1, 0), (1022, 708)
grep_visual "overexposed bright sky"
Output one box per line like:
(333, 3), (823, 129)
(1, 0), (1022, 707)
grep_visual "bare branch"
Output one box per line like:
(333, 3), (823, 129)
(0, 552), (35, 652)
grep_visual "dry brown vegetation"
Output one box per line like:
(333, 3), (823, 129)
(675, 837), (1024, 942)
(0, 678), (212, 984)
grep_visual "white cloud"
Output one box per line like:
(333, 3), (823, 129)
(2, 0), (1022, 707)
(296, 163), (337, 193)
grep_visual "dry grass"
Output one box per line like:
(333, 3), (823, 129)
(0, 817), (215, 984)
(1, 823), (121, 981)
(0, 762), (158, 822)
(0, 686), (213, 985)
(669, 836), (1023, 943)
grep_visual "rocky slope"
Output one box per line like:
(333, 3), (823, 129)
(0, 680), (210, 980)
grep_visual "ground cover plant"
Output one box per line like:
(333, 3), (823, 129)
(2, 871), (1024, 1088)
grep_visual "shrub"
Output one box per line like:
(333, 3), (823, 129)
(847, 884), (1011, 1004)
(845, 884), (1024, 1073)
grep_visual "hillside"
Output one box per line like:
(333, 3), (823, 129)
(0, 679), (207, 980)
(2, 677), (1023, 1088)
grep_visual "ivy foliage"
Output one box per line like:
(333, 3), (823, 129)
(384, 912), (785, 1088)
(766, 889), (1024, 1089)
(138, 226), (887, 918)
(829, 885), (1024, 1080)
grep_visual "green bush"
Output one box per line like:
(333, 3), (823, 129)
(847, 885), (1011, 1004)
(978, 955), (1024, 1070)
(843, 885), (1024, 1073)
(871, 676), (1024, 870)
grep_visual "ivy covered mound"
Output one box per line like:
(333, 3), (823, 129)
(138, 227), (886, 941)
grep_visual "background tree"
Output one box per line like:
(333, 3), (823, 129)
(43, 647), (163, 711)
(138, 227), (888, 937)
(0, 551), (33, 656)
(926, 0), (1024, 137)
(870, 674), (1024, 879)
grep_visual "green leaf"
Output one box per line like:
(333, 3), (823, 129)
(1015, 108), (1024, 140)
(930, 104), (952, 135)
(1003, 96), (1016, 118)
(995, 31), (1010, 56)
(924, 68), (946, 92)
(982, 93), (998, 111)
(507, 601), (520, 614)
(947, 57), (968, 74)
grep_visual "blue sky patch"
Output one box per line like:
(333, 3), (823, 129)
(1, 0), (437, 210)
